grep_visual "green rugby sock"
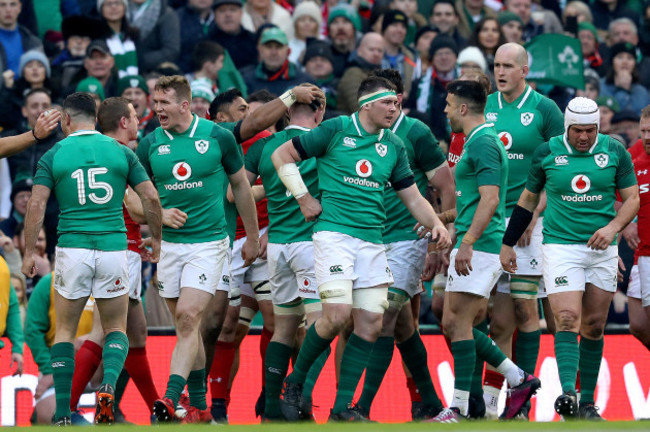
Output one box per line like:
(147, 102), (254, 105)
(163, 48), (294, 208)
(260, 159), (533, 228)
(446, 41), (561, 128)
(302, 346), (331, 404)
(579, 337), (603, 404)
(472, 328), (507, 367)
(264, 342), (293, 418)
(163, 374), (187, 406)
(471, 321), (488, 396)
(357, 336), (394, 411)
(286, 325), (333, 384)
(187, 369), (207, 409)
(555, 331), (579, 394)
(515, 330), (541, 375)
(51, 342), (75, 420)
(451, 340), (476, 393)
(102, 331), (129, 388)
(332, 334), (373, 413)
(397, 331), (443, 410)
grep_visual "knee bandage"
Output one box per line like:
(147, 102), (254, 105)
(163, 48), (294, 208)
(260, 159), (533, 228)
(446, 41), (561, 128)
(303, 298), (322, 314)
(319, 280), (353, 304)
(239, 306), (256, 328)
(352, 286), (389, 313)
(387, 287), (410, 311)
(510, 276), (540, 300)
(252, 280), (272, 302)
(229, 286), (241, 307)
(273, 298), (305, 316)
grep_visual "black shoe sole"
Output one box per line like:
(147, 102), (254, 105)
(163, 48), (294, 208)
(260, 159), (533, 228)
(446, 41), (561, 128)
(153, 400), (174, 423)
(555, 396), (578, 418)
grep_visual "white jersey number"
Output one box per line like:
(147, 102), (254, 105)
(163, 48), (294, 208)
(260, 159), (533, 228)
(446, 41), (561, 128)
(71, 168), (114, 205)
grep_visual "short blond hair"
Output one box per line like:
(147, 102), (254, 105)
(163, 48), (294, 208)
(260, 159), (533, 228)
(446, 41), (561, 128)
(154, 75), (192, 103)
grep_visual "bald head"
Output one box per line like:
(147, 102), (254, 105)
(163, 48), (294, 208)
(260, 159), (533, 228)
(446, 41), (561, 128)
(495, 42), (528, 67)
(494, 43), (529, 99)
(357, 32), (385, 66)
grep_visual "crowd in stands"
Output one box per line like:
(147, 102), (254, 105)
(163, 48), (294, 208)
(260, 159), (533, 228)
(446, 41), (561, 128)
(1, 0), (650, 338)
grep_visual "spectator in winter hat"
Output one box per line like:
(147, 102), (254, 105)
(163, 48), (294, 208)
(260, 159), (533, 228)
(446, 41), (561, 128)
(289, 1), (322, 65)
(327, 3), (361, 78)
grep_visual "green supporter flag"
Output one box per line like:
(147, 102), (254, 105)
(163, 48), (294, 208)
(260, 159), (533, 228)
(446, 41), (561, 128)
(218, 50), (248, 98)
(525, 34), (585, 90)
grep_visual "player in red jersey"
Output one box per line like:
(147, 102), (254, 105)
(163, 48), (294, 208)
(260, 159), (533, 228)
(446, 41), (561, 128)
(625, 106), (650, 350)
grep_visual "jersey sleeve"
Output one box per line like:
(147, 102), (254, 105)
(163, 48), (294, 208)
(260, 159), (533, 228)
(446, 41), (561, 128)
(123, 146), (150, 188)
(539, 98), (565, 140)
(294, 117), (339, 159)
(136, 133), (154, 178)
(212, 125), (244, 175)
(6, 282), (24, 355)
(472, 136), (504, 187)
(411, 120), (446, 172)
(24, 275), (52, 373)
(33, 146), (57, 189)
(244, 136), (267, 176)
(526, 142), (551, 193)
(614, 141), (638, 189)
(389, 136), (415, 187)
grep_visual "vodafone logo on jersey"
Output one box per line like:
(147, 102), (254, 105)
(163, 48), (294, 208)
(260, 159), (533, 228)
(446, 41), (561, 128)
(499, 132), (513, 150)
(571, 174), (591, 193)
(356, 160), (373, 178)
(172, 162), (192, 181)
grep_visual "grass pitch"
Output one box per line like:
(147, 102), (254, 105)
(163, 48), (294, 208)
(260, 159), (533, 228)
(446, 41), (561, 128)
(17, 421), (650, 432)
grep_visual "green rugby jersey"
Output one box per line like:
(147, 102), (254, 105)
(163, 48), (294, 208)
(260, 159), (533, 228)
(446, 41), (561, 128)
(137, 114), (243, 243)
(485, 85), (564, 216)
(454, 123), (508, 254)
(34, 130), (149, 250)
(294, 113), (414, 244)
(382, 112), (447, 244)
(245, 125), (318, 244)
(526, 133), (637, 245)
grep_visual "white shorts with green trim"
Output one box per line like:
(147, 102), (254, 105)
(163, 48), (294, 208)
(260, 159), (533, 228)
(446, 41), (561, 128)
(157, 238), (229, 298)
(385, 238), (427, 297)
(313, 231), (393, 289)
(446, 249), (502, 298)
(127, 250), (142, 300)
(542, 243), (618, 294)
(267, 241), (319, 305)
(54, 247), (129, 300)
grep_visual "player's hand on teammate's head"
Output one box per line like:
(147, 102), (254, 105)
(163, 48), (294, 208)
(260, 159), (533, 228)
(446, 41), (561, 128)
(162, 208), (188, 229)
(297, 194), (322, 222)
(293, 84), (322, 105)
(241, 237), (260, 267)
(33, 109), (62, 140)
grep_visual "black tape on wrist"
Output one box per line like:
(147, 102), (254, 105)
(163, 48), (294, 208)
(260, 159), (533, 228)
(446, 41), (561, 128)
(502, 205), (534, 247)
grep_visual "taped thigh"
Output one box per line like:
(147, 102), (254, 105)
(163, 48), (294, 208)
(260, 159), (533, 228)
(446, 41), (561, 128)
(352, 286), (389, 313)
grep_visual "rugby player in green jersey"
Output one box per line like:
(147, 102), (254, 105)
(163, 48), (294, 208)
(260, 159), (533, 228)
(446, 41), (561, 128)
(243, 85), (328, 421)
(431, 80), (540, 423)
(353, 69), (454, 420)
(136, 76), (260, 423)
(273, 76), (451, 421)
(22, 92), (163, 425)
(501, 97), (639, 420)
(482, 43), (565, 418)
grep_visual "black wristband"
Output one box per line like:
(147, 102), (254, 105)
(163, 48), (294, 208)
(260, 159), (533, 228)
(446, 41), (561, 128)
(32, 129), (41, 141)
(502, 205), (534, 247)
